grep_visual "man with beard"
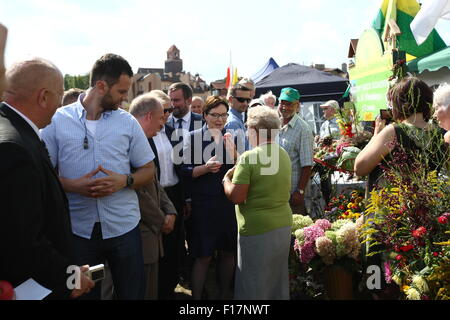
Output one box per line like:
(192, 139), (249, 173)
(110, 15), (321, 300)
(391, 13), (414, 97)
(276, 87), (314, 216)
(41, 54), (155, 300)
(165, 82), (203, 298)
(168, 82), (203, 141)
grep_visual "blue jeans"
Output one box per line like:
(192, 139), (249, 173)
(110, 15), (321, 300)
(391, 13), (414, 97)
(72, 223), (145, 300)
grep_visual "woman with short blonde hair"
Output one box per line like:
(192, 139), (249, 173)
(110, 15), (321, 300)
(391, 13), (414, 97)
(223, 105), (293, 300)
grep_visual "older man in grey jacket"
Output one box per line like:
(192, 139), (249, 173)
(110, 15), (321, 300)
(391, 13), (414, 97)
(130, 93), (177, 300)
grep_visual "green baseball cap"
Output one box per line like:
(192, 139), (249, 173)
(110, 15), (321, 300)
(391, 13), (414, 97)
(279, 87), (300, 102)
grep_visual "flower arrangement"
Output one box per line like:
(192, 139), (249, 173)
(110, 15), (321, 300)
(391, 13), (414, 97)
(292, 215), (363, 271)
(289, 215), (365, 299)
(314, 102), (372, 174)
(325, 189), (365, 222)
(361, 144), (450, 300)
(335, 102), (359, 139)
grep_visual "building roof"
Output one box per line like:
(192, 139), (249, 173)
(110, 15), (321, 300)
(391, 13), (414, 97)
(348, 39), (359, 58)
(167, 45), (180, 53)
(137, 68), (164, 77)
(210, 81), (226, 89)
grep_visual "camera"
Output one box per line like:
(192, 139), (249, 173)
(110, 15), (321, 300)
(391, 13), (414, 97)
(379, 109), (393, 122)
(84, 264), (105, 282)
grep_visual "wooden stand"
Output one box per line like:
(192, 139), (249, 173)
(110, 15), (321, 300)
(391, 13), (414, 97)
(324, 265), (354, 300)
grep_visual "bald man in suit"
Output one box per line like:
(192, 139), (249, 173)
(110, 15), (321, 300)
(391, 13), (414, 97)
(0, 57), (94, 299)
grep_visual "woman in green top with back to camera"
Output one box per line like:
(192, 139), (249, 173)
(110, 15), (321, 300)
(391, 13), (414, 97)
(223, 105), (292, 300)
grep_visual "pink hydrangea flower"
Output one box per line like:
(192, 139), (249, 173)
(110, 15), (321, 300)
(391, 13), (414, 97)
(315, 219), (332, 231)
(303, 225), (325, 243)
(299, 241), (316, 264)
(384, 261), (392, 284)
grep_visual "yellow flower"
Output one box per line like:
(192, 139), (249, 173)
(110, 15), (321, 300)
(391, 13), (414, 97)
(402, 285), (410, 292)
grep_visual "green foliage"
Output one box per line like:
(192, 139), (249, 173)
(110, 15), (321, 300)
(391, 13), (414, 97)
(64, 74), (89, 90)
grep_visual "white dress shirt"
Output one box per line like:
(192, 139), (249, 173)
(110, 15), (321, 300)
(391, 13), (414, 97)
(171, 112), (191, 131)
(153, 127), (179, 188)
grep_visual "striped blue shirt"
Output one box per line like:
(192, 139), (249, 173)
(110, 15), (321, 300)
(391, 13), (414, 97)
(41, 95), (154, 239)
(276, 114), (314, 194)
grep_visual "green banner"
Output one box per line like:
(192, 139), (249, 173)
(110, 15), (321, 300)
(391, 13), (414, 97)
(349, 28), (393, 121)
(350, 57), (392, 121)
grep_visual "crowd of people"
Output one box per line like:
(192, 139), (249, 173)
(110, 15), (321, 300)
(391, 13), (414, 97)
(1, 22), (450, 300)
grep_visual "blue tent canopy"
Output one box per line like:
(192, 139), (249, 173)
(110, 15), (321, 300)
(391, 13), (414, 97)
(251, 57), (279, 83)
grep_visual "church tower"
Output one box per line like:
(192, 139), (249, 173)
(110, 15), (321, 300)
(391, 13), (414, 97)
(165, 45), (183, 74)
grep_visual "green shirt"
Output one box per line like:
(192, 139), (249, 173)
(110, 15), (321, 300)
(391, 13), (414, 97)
(232, 143), (293, 236)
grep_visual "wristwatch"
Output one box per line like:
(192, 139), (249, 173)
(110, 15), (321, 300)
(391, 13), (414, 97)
(126, 174), (134, 188)
(296, 188), (305, 195)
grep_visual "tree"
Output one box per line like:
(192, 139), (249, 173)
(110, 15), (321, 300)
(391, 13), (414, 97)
(64, 74), (89, 90)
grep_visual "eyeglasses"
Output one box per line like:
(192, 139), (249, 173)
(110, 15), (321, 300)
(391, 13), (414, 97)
(207, 113), (228, 120)
(164, 107), (174, 113)
(233, 96), (251, 103)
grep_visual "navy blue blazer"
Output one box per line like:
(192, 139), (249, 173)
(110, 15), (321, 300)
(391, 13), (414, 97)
(180, 125), (234, 198)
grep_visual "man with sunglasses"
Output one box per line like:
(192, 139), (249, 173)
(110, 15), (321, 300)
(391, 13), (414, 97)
(225, 84), (252, 153)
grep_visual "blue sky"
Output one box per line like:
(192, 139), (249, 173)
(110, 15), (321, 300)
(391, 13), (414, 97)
(2, 0), (450, 83)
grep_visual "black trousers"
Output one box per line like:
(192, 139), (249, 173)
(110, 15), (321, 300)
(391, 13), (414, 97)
(158, 183), (185, 299)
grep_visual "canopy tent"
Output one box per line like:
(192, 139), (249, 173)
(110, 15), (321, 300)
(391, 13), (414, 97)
(255, 63), (349, 103)
(407, 46), (450, 87)
(250, 57), (279, 83)
(407, 46), (450, 73)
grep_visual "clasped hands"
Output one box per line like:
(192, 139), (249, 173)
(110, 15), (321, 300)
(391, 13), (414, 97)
(72, 165), (128, 198)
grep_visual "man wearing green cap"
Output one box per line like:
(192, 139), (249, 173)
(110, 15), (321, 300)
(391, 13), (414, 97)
(276, 87), (314, 215)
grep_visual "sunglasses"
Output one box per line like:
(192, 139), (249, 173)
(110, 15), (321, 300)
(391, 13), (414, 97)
(164, 107), (174, 113)
(233, 97), (251, 103)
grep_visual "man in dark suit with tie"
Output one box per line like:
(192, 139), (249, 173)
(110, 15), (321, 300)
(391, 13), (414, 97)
(149, 84), (203, 298)
(0, 58), (94, 299)
(168, 82), (203, 134)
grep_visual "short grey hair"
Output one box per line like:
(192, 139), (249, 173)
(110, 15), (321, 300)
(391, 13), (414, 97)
(129, 93), (162, 118)
(246, 105), (280, 139)
(192, 96), (204, 103)
(259, 90), (277, 103)
(433, 83), (450, 108)
(148, 89), (170, 107)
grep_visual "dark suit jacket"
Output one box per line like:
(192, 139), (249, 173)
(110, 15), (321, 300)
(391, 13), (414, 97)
(0, 103), (73, 299)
